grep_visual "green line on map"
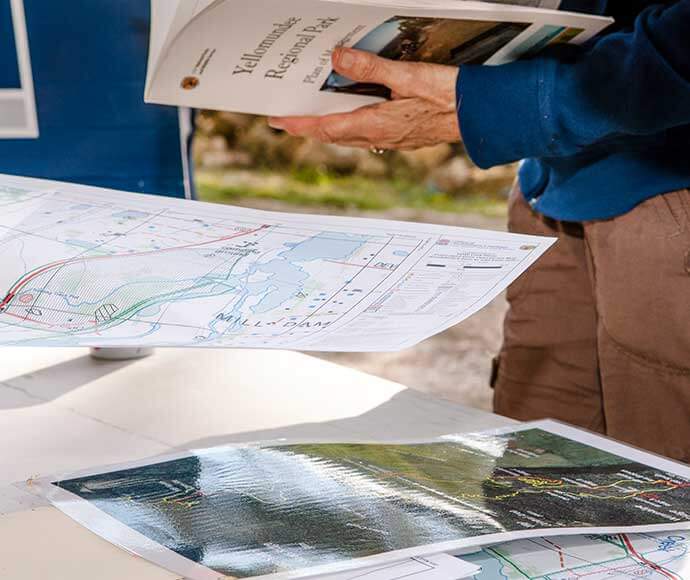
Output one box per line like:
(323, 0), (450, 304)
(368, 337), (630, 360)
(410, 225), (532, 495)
(486, 547), (534, 580)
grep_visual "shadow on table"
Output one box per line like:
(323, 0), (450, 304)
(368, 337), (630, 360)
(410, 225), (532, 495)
(0, 356), (137, 409)
(175, 388), (511, 452)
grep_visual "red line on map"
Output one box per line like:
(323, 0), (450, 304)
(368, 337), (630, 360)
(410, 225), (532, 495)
(325, 260), (392, 270)
(1, 310), (56, 327)
(0, 224), (270, 313)
(621, 534), (681, 580)
(543, 538), (566, 569)
(0, 292), (15, 310)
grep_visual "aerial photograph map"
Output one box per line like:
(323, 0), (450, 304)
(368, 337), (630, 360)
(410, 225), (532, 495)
(49, 423), (690, 580)
(0, 176), (551, 351)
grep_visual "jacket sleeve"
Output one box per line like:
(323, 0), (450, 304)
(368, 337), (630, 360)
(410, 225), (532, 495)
(456, 0), (690, 168)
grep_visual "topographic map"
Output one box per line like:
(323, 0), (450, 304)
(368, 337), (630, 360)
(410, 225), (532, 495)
(0, 175), (553, 350)
(466, 531), (689, 580)
(45, 421), (690, 580)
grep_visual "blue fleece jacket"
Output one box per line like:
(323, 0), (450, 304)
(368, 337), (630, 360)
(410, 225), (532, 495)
(457, 0), (690, 221)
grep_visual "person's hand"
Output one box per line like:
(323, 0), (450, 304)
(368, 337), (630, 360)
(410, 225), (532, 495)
(268, 48), (461, 151)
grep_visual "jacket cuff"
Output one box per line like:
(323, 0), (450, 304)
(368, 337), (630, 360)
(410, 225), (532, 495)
(456, 60), (552, 169)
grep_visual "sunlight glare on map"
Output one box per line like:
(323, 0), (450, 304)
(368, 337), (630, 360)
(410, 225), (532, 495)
(49, 427), (690, 580)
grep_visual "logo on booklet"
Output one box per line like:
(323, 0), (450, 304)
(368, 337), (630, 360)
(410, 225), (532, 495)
(181, 76), (200, 90)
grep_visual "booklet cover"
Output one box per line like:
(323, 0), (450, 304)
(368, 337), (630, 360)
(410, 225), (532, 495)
(144, 0), (612, 116)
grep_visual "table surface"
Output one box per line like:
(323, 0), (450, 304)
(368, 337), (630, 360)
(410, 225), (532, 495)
(0, 347), (514, 579)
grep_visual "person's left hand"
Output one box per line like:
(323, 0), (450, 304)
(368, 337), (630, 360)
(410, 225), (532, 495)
(268, 47), (461, 151)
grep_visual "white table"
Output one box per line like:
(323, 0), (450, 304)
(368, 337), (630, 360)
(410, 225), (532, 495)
(0, 348), (513, 579)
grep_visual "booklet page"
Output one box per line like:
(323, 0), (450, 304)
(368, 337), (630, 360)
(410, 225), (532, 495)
(145, 0), (610, 115)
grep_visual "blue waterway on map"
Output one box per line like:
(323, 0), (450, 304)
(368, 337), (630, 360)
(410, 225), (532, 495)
(111, 210), (151, 220)
(206, 233), (367, 336)
(252, 259), (310, 315)
(65, 238), (98, 249)
(250, 232), (367, 315)
(279, 233), (368, 262)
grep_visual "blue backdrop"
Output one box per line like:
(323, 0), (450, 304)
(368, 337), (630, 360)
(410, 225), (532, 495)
(0, 0), (193, 198)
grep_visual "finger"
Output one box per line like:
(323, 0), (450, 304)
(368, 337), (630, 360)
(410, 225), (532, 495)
(332, 48), (457, 102)
(269, 118), (376, 148)
(326, 139), (378, 149)
(268, 108), (377, 144)
(268, 116), (321, 135)
(332, 48), (420, 98)
(267, 114), (353, 143)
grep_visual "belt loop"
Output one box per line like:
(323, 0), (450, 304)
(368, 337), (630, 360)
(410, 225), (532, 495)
(490, 355), (500, 389)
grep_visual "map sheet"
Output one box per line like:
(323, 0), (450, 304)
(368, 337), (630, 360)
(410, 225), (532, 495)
(0, 174), (553, 351)
(326, 554), (479, 580)
(464, 531), (689, 580)
(39, 421), (690, 580)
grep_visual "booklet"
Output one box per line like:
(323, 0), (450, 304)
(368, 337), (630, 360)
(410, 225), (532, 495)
(0, 173), (554, 351)
(144, 0), (612, 116)
(36, 420), (690, 580)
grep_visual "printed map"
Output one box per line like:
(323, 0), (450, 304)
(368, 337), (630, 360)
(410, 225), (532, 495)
(0, 176), (552, 350)
(465, 531), (689, 580)
(51, 426), (690, 579)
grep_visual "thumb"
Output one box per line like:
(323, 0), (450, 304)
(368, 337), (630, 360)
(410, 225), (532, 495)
(332, 47), (418, 97)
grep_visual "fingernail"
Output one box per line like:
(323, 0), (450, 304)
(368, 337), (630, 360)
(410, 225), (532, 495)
(268, 118), (284, 130)
(336, 48), (355, 69)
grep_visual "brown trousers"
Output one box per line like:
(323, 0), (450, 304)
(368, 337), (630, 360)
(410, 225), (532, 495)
(493, 187), (690, 463)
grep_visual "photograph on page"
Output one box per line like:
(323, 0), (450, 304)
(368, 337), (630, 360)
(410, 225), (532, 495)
(320, 17), (530, 98)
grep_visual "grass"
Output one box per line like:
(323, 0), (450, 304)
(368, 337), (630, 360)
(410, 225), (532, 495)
(197, 168), (509, 217)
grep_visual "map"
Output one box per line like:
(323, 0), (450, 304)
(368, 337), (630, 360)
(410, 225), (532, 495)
(465, 531), (689, 580)
(45, 421), (690, 580)
(325, 554), (480, 580)
(0, 174), (553, 350)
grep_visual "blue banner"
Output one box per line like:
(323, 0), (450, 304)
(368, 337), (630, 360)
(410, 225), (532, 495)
(0, 0), (192, 198)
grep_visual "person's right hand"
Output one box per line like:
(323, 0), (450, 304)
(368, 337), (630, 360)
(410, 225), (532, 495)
(268, 47), (462, 151)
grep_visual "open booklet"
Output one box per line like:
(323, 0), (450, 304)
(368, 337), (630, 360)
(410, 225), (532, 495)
(144, 0), (612, 116)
